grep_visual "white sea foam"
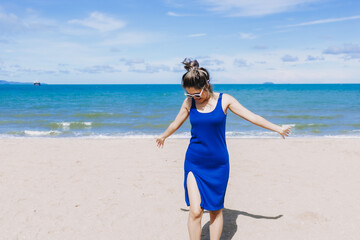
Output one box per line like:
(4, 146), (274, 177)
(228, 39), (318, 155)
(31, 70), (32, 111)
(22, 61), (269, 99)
(171, 132), (192, 138)
(0, 134), (22, 139)
(56, 122), (92, 129)
(61, 122), (71, 127)
(2, 132), (360, 139)
(226, 131), (279, 138)
(73, 132), (191, 139)
(85, 131), (283, 139)
(282, 124), (296, 127)
(24, 130), (62, 136)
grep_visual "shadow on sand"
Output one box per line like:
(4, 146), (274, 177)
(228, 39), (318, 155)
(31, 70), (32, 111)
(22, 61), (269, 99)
(180, 207), (283, 240)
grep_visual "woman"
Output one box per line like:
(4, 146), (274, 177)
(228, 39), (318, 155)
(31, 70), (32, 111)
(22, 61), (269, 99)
(155, 58), (291, 240)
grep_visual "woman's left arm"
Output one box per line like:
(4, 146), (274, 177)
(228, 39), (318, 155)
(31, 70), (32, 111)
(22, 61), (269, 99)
(224, 94), (291, 139)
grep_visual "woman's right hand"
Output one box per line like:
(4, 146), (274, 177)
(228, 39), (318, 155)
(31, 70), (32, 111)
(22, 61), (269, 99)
(155, 136), (166, 148)
(278, 125), (292, 139)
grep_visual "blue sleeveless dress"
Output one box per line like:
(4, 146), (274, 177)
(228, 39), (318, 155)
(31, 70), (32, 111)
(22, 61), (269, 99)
(184, 93), (230, 211)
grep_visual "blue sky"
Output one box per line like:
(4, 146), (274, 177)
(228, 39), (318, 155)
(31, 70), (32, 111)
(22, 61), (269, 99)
(0, 0), (359, 84)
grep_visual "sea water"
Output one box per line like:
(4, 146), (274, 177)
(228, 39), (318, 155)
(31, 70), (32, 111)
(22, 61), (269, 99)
(0, 84), (359, 138)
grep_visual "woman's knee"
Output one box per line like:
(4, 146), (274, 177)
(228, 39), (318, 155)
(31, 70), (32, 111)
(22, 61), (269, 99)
(209, 209), (222, 218)
(190, 206), (203, 219)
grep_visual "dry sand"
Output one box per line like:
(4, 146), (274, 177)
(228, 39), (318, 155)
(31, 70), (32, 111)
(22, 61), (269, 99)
(0, 138), (359, 239)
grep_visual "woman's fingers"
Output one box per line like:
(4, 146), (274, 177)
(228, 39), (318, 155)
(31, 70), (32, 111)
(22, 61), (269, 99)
(155, 137), (164, 148)
(280, 126), (291, 139)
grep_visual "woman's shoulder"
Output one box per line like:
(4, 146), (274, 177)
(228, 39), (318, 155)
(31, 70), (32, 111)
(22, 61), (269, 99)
(219, 92), (236, 106)
(214, 92), (230, 96)
(212, 92), (229, 101)
(218, 92), (232, 99)
(213, 92), (220, 97)
(182, 97), (192, 112)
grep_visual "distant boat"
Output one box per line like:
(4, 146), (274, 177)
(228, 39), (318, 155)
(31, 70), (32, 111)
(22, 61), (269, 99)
(33, 81), (41, 86)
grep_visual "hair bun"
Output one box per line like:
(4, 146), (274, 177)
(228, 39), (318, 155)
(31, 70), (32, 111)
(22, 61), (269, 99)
(182, 58), (199, 72)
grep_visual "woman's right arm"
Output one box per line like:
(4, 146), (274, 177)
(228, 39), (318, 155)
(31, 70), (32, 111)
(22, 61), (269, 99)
(155, 98), (191, 148)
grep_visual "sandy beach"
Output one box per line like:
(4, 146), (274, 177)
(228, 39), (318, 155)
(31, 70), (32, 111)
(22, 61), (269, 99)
(0, 138), (359, 239)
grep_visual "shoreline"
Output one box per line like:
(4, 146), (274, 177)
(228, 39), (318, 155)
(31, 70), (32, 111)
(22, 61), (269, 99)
(2, 137), (360, 142)
(1, 135), (360, 139)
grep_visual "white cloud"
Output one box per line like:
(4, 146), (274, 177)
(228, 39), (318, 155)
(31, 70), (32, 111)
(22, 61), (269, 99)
(281, 54), (299, 62)
(206, 53), (359, 84)
(68, 12), (126, 32)
(234, 58), (251, 67)
(323, 44), (360, 60)
(0, 9), (57, 34)
(240, 32), (256, 39)
(129, 64), (171, 73)
(2, 64), (57, 75)
(196, 58), (225, 71)
(187, 33), (206, 38)
(0, 11), (18, 24)
(278, 15), (360, 28)
(119, 58), (172, 73)
(306, 55), (325, 61)
(76, 65), (121, 74)
(253, 45), (268, 49)
(3, 47), (360, 83)
(167, 11), (196, 17)
(200, 58), (224, 66)
(119, 58), (146, 66)
(167, 11), (184, 17)
(199, 0), (322, 17)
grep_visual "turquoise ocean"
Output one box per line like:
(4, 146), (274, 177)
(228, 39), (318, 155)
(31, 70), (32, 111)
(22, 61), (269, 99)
(0, 84), (359, 138)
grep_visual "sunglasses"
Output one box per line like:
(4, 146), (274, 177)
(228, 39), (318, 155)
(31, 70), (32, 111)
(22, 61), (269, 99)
(184, 86), (205, 98)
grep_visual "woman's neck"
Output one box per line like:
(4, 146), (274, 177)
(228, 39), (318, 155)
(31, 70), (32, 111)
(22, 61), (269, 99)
(198, 91), (215, 105)
(205, 91), (214, 101)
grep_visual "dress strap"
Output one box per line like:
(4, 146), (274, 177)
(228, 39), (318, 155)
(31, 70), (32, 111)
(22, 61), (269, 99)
(191, 97), (196, 109)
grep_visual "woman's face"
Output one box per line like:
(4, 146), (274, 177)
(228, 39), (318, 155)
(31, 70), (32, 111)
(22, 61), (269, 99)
(185, 87), (208, 103)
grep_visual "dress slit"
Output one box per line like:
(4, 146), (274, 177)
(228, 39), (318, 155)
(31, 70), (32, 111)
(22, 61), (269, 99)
(185, 170), (205, 209)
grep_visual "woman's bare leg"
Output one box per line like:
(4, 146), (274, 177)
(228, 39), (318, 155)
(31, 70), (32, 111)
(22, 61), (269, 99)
(186, 171), (204, 240)
(209, 209), (223, 240)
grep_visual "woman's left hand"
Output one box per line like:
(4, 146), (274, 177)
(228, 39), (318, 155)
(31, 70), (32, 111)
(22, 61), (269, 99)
(278, 125), (292, 139)
(155, 136), (166, 148)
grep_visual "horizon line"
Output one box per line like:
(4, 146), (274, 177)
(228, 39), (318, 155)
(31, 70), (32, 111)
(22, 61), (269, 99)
(2, 82), (360, 85)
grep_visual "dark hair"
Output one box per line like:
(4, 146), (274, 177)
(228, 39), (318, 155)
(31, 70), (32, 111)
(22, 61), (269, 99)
(181, 58), (213, 93)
